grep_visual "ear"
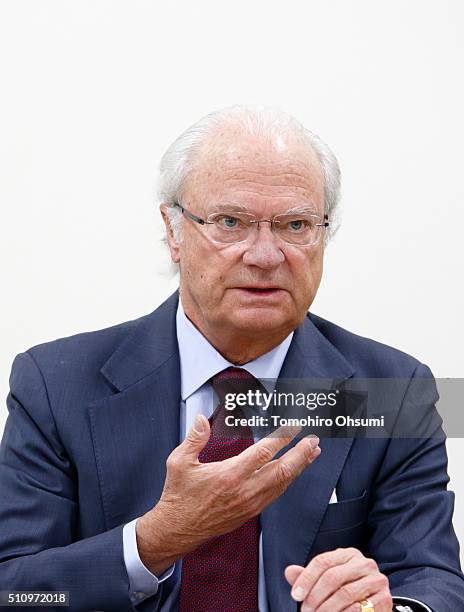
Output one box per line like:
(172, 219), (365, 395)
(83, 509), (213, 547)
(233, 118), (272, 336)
(160, 204), (181, 263)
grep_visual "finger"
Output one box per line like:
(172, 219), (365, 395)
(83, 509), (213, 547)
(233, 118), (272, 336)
(244, 438), (319, 514)
(257, 435), (320, 488)
(340, 602), (391, 612)
(177, 414), (211, 460)
(304, 555), (380, 610)
(243, 447), (321, 514)
(275, 435), (320, 478)
(284, 564), (305, 587)
(233, 425), (302, 475)
(290, 548), (359, 602)
(307, 572), (390, 612)
(365, 587), (393, 612)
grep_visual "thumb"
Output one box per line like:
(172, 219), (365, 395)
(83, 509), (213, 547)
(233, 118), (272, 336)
(181, 414), (211, 458)
(284, 564), (305, 586)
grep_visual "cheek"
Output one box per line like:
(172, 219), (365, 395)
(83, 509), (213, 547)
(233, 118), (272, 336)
(309, 245), (324, 274)
(180, 231), (205, 270)
(310, 255), (323, 281)
(179, 240), (225, 293)
(293, 252), (323, 298)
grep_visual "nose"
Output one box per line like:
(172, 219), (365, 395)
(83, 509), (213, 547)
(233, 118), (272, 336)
(242, 222), (285, 269)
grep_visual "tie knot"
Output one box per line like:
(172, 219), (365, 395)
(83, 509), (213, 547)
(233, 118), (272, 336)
(212, 366), (254, 385)
(211, 367), (258, 405)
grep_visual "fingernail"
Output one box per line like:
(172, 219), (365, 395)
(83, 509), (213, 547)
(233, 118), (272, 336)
(194, 415), (205, 433)
(301, 605), (313, 612)
(308, 436), (319, 449)
(291, 586), (305, 601)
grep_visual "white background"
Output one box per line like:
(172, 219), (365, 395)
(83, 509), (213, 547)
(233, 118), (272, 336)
(1, 1), (463, 561)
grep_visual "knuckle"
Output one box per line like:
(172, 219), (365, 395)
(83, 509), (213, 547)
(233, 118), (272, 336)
(369, 571), (387, 592)
(380, 588), (393, 607)
(378, 573), (389, 588)
(305, 442), (319, 461)
(339, 582), (356, 602)
(366, 557), (378, 571)
(186, 429), (200, 443)
(315, 552), (333, 571)
(166, 452), (181, 472)
(325, 566), (343, 588)
(277, 462), (294, 486)
(255, 444), (274, 464)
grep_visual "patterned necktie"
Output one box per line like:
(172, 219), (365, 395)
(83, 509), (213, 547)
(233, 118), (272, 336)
(179, 367), (260, 612)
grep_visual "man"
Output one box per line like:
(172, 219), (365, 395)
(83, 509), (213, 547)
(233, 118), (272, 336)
(0, 106), (463, 611)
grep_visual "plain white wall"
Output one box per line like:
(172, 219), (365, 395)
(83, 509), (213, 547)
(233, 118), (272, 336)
(1, 0), (463, 560)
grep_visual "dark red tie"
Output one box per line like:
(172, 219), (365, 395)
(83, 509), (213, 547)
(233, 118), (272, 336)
(179, 367), (260, 612)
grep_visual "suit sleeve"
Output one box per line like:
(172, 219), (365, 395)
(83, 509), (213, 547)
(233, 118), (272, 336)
(366, 363), (464, 612)
(0, 352), (163, 611)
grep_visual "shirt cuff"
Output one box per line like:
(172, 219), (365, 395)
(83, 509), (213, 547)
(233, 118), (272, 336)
(123, 517), (175, 605)
(393, 596), (433, 611)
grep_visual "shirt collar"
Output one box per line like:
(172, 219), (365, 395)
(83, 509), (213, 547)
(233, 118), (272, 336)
(176, 299), (294, 401)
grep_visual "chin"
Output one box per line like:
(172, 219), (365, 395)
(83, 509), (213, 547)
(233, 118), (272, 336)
(227, 308), (297, 335)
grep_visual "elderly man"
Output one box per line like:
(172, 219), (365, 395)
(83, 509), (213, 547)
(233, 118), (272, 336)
(0, 106), (463, 612)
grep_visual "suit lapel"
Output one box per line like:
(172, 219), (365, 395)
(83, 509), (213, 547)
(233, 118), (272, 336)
(262, 313), (355, 612)
(88, 292), (181, 530)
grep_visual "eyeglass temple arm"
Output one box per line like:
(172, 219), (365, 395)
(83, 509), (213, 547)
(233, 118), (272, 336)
(316, 215), (330, 228)
(173, 202), (213, 226)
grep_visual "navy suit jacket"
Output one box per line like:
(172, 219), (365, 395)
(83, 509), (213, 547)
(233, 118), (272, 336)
(1, 291), (463, 611)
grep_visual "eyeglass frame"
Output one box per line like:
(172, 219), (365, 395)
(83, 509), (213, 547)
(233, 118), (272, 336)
(172, 202), (330, 246)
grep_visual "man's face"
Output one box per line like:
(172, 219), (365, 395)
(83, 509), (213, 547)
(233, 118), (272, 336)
(162, 130), (326, 346)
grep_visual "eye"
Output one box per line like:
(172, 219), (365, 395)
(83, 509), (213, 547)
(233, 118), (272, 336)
(287, 218), (309, 231)
(217, 215), (240, 229)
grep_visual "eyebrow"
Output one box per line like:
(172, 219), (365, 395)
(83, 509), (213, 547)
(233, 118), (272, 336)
(208, 202), (250, 213)
(208, 202), (321, 215)
(281, 204), (320, 215)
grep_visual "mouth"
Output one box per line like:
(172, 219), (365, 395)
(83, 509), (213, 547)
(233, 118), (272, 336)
(236, 287), (284, 297)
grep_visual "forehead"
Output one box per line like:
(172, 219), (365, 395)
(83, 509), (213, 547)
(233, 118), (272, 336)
(182, 128), (325, 215)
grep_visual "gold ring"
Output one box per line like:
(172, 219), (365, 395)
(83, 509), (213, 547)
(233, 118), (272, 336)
(360, 599), (375, 611)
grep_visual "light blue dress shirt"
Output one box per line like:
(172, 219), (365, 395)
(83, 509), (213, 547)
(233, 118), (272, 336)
(123, 300), (293, 609)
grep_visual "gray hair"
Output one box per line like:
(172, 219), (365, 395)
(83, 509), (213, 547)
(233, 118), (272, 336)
(157, 105), (341, 246)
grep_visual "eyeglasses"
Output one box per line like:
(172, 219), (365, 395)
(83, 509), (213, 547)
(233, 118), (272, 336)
(173, 203), (329, 246)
